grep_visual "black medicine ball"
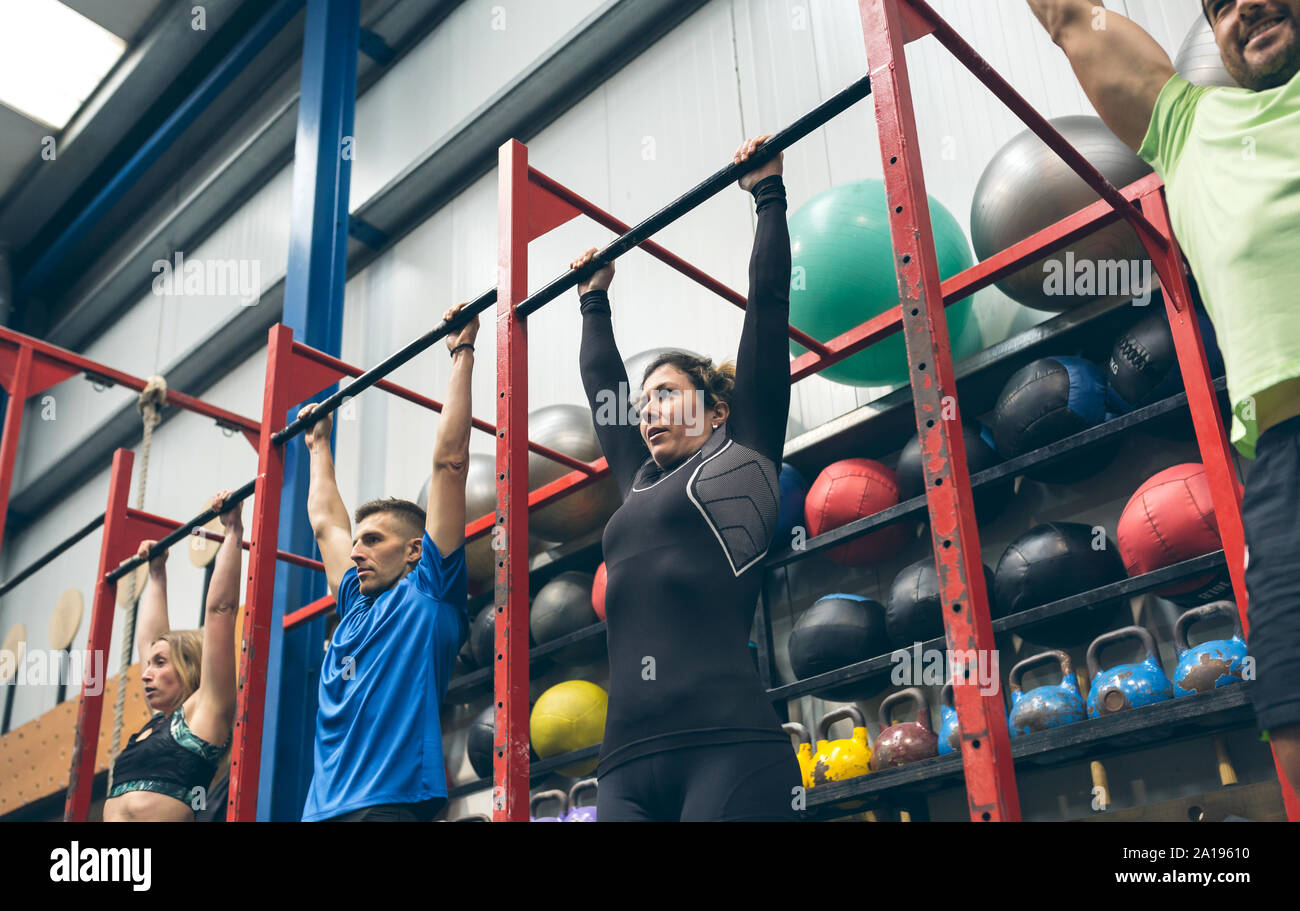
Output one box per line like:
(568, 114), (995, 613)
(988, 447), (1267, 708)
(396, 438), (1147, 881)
(992, 356), (1118, 483)
(896, 422), (1012, 523)
(467, 703), (540, 780)
(993, 522), (1127, 646)
(470, 603), (496, 669)
(1107, 307), (1229, 439)
(886, 557), (997, 648)
(787, 594), (890, 701)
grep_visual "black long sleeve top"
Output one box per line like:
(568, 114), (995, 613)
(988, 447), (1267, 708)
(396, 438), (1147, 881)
(578, 175), (792, 775)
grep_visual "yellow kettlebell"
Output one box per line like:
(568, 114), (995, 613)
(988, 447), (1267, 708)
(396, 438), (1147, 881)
(782, 722), (816, 789)
(811, 706), (872, 786)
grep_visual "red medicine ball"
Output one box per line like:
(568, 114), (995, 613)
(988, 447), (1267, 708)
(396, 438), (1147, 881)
(1117, 463), (1240, 598)
(592, 561), (607, 622)
(804, 458), (907, 566)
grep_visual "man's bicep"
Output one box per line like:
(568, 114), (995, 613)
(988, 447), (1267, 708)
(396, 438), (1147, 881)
(1058, 14), (1176, 150)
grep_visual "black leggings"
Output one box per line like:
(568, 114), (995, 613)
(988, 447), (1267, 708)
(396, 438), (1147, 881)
(596, 740), (801, 821)
(327, 797), (445, 822)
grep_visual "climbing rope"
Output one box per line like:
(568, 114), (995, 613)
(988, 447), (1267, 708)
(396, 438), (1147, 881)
(106, 375), (167, 793)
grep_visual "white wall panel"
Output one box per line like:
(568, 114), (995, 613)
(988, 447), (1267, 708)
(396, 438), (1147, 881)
(13, 167), (292, 494)
(348, 0), (611, 206)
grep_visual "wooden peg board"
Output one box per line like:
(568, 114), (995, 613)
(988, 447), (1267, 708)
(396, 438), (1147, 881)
(0, 662), (150, 815)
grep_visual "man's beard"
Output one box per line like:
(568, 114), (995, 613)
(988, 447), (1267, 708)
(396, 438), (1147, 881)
(1227, 23), (1300, 90)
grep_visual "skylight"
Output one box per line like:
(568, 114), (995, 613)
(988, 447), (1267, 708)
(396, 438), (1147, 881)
(0, 0), (126, 130)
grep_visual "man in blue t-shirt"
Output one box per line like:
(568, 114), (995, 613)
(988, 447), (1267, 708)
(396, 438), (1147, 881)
(298, 302), (478, 821)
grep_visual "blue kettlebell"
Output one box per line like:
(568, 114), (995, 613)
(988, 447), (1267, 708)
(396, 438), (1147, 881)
(1086, 626), (1173, 718)
(529, 789), (567, 822)
(1172, 602), (1248, 697)
(1007, 649), (1086, 736)
(563, 778), (598, 822)
(938, 683), (960, 755)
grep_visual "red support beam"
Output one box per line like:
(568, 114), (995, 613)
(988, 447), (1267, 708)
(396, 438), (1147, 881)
(863, 0), (1020, 822)
(0, 345), (34, 561)
(0, 327), (260, 439)
(788, 172), (1161, 383)
(282, 594), (336, 629)
(493, 140), (536, 822)
(63, 450), (177, 820)
(227, 324), (296, 822)
(901, 0), (1167, 258)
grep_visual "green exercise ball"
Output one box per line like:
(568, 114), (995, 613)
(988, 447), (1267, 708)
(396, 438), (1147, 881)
(788, 180), (977, 387)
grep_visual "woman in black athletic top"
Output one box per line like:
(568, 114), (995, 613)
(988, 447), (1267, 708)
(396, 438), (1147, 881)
(104, 490), (243, 822)
(571, 135), (799, 821)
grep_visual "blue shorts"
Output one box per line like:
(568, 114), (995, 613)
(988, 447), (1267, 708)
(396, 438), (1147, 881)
(1241, 414), (1300, 732)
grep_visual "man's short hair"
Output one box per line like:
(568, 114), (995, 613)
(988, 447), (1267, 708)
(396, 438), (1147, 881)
(354, 498), (426, 540)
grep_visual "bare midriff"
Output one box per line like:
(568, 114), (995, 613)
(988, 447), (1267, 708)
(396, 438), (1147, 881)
(103, 791), (195, 822)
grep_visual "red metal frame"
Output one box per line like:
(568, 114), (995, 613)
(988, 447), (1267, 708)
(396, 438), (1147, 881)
(863, 0), (1017, 822)
(50, 0), (1296, 824)
(860, 0), (1294, 820)
(485, 0), (1293, 823)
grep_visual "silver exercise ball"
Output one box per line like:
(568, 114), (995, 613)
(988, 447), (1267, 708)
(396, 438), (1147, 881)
(417, 455), (551, 587)
(1175, 15), (1239, 88)
(970, 115), (1154, 312)
(527, 404), (620, 542)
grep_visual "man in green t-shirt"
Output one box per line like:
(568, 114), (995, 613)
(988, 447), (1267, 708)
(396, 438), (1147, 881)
(1026, 0), (1300, 793)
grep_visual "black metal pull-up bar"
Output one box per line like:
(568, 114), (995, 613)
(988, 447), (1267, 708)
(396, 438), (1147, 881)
(0, 513), (106, 598)
(104, 479), (257, 583)
(274, 76), (873, 438)
(516, 74), (873, 319)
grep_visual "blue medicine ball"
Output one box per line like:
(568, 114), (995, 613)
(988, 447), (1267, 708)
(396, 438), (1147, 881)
(992, 356), (1117, 483)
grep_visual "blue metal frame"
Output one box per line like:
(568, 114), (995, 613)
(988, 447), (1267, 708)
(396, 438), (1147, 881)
(259, 0), (360, 821)
(16, 0), (305, 301)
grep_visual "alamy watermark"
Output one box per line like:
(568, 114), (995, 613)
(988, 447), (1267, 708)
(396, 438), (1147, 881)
(592, 382), (711, 435)
(1042, 252), (1154, 306)
(890, 643), (1001, 696)
(0, 646), (104, 695)
(151, 252), (261, 306)
(50, 842), (151, 891)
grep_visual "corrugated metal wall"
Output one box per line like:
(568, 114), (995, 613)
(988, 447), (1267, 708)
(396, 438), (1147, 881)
(1, 0), (1208, 813)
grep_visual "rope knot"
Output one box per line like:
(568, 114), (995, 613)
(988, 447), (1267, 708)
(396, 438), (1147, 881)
(137, 376), (167, 427)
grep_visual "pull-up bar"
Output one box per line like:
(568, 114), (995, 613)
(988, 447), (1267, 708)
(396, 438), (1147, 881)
(104, 480), (258, 583)
(0, 512), (106, 598)
(270, 289), (493, 446)
(271, 76), (875, 452)
(516, 75), (873, 320)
